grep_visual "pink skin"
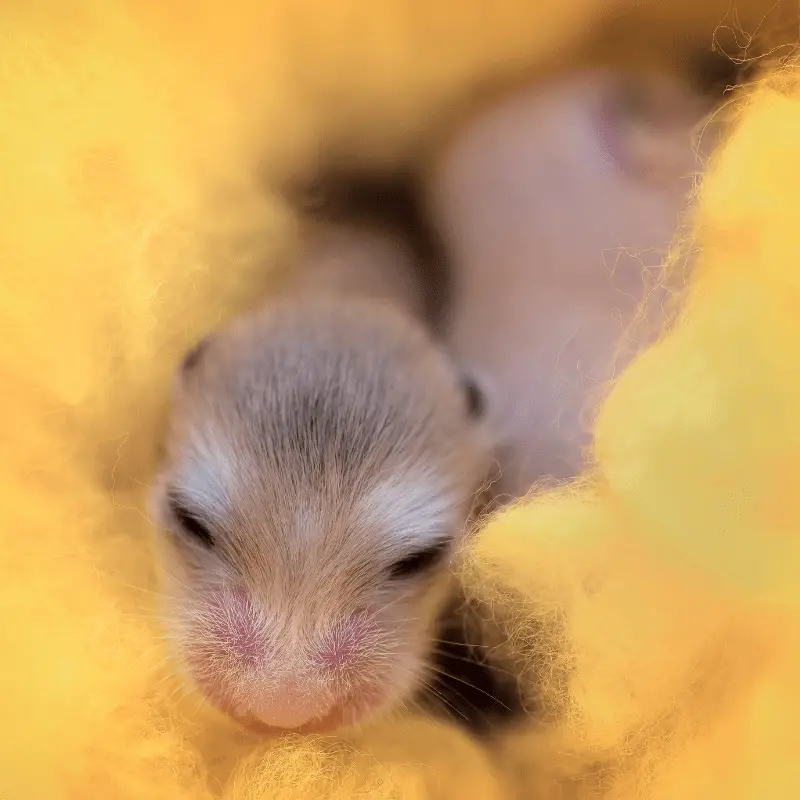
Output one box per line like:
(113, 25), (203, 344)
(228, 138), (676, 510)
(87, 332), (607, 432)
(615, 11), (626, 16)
(429, 68), (713, 499)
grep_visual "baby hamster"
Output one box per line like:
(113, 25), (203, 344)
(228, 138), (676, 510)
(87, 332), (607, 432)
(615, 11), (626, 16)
(149, 294), (491, 735)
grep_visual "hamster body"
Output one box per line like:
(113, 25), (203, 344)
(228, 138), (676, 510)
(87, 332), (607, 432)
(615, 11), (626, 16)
(282, 221), (428, 319)
(426, 65), (728, 498)
(283, 168), (449, 327)
(150, 294), (493, 735)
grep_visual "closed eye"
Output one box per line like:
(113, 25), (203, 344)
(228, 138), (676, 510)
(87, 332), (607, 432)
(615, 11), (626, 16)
(388, 539), (451, 579)
(166, 493), (215, 549)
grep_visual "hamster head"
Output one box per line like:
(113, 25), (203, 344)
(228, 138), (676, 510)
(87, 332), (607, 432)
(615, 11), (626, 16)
(149, 297), (491, 735)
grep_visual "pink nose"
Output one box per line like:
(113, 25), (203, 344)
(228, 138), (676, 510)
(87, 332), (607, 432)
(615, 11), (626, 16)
(243, 684), (337, 730)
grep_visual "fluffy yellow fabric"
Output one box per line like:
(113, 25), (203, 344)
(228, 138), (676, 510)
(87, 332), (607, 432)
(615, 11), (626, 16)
(3, 2), (799, 799)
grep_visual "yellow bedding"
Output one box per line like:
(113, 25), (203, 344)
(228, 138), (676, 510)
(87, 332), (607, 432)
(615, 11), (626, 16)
(2, 3), (798, 798)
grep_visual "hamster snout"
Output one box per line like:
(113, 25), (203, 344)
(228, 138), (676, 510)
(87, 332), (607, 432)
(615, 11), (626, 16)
(150, 296), (490, 734)
(183, 586), (389, 731)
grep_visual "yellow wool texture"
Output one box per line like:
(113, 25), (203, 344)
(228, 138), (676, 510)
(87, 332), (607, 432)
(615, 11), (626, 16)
(2, 1), (799, 799)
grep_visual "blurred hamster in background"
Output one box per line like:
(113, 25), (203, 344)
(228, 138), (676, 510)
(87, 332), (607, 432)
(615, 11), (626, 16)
(425, 60), (732, 501)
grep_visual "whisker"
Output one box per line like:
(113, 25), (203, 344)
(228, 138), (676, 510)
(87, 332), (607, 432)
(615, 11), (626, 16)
(429, 645), (518, 679)
(414, 681), (472, 724)
(428, 636), (494, 650)
(386, 664), (476, 726)
(424, 664), (514, 713)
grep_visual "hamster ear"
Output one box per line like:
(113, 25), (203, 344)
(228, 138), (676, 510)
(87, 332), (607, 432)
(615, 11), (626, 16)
(460, 373), (486, 420)
(179, 334), (212, 375)
(171, 334), (214, 398)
